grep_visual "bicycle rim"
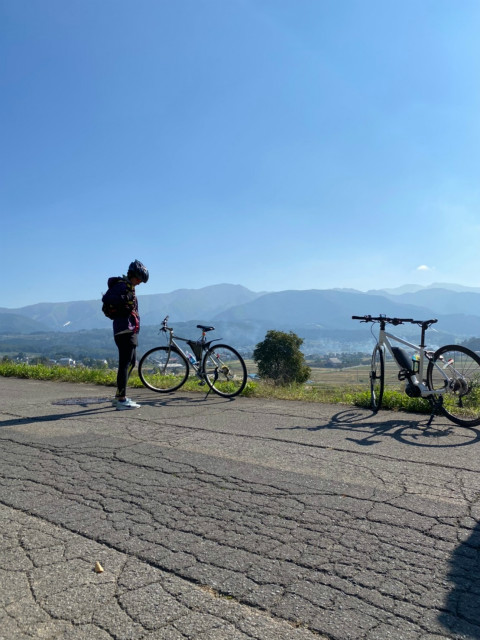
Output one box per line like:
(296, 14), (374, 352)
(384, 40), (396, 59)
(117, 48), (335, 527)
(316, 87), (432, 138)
(427, 345), (480, 426)
(370, 345), (384, 412)
(202, 344), (247, 397)
(138, 347), (189, 392)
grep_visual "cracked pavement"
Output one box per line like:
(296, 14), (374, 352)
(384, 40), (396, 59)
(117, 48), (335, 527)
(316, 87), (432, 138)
(1, 378), (480, 639)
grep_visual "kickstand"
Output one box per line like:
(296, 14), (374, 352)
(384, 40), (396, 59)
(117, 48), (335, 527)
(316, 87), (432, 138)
(200, 370), (215, 400)
(426, 396), (443, 427)
(203, 386), (213, 400)
(204, 369), (218, 400)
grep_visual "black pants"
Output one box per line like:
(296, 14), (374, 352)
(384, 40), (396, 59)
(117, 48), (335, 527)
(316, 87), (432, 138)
(114, 332), (138, 397)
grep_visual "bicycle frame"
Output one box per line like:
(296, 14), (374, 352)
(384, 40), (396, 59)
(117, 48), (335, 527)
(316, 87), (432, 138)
(352, 315), (480, 426)
(138, 315), (248, 398)
(162, 322), (218, 377)
(363, 315), (469, 397)
(376, 323), (441, 397)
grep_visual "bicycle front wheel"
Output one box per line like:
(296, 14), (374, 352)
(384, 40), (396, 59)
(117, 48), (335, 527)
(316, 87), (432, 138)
(426, 345), (480, 426)
(202, 344), (247, 398)
(138, 347), (189, 392)
(370, 345), (384, 412)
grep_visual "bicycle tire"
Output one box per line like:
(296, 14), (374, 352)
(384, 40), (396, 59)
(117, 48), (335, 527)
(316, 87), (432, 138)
(138, 346), (189, 392)
(202, 344), (247, 398)
(370, 345), (384, 412)
(426, 345), (480, 427)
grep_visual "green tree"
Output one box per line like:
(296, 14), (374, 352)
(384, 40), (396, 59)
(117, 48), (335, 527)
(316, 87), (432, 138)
(253, 330), (311, 385)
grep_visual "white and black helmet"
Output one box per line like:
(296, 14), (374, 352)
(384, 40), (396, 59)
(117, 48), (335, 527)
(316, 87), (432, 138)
(128, 259), (149, 283)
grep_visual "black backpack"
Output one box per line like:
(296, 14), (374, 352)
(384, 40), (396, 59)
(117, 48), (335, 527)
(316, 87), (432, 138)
(101, 277), (133, 319)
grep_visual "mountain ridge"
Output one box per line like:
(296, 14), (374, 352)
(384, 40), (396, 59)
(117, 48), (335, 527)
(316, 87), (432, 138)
(2, 283), (480, 354)
(0, 284), (262, 332)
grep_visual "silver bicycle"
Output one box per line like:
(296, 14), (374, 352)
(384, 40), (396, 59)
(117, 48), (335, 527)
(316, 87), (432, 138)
(352, 315), (480, 426)
(138, 316), (247, 398)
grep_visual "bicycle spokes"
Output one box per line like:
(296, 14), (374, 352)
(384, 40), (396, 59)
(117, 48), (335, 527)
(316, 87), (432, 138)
(202, 345), (247, 398)
(138, 347), (189, 392)
(427, 346), (480, 426)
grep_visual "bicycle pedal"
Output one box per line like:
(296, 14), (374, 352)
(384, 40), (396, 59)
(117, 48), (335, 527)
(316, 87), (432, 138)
(198, 381), (206, 386)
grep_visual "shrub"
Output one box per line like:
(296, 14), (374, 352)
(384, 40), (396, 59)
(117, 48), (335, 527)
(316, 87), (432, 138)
(253, 330), (311, 385)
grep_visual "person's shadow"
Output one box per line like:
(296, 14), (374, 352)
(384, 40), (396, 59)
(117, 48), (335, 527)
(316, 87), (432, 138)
(439, 520), (480, 638)
(0, 396), (113, 429)
(0, 393), (235, 430)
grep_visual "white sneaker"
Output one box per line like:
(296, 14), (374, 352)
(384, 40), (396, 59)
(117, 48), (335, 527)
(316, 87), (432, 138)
(112, 396), (133, 406)
(116, 398), (141, 410)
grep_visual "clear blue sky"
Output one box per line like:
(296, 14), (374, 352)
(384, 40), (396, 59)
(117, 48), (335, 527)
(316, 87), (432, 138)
(2, 0), (480, 308)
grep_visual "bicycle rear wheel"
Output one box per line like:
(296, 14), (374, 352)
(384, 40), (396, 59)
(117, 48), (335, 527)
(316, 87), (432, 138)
(370, 345), (384, 412)
(202, 344), (247, 398)
(426, 345), (480, 426)
(138, 347), (189, 392)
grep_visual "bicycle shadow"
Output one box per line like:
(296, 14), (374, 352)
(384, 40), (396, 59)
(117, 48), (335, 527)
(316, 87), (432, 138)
(278, 409), (480, 448)
(0, 393), (237, 430)
(134, 389), (237, 408)
(439, 519), (480, 638)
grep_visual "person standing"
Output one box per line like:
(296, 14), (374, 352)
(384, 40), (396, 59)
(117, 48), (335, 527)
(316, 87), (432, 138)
(104, 260), (149, 410)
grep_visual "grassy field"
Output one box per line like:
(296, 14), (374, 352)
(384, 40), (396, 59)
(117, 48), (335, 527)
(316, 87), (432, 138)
(0, 358), (435, 415)
(308, 361), (406, 391)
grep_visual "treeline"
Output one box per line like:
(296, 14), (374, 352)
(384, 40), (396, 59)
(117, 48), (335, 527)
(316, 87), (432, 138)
(0, 329), (118, 361)
(2, 326), (479, 365)
(0, 323), (257, 362)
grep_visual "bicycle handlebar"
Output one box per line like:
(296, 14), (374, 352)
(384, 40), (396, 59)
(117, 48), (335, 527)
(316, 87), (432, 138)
(352, 315), (437, 327)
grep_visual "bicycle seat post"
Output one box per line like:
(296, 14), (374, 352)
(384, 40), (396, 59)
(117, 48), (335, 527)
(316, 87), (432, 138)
(420, 323), (428, 351)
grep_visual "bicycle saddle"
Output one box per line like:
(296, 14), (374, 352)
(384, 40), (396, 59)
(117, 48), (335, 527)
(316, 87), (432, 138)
(197, 324), (215, 332)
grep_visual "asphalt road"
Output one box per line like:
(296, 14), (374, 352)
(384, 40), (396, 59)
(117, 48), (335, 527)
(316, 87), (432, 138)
(1, 377), (480, 640)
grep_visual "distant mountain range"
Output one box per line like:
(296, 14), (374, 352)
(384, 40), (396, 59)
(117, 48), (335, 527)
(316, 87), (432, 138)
(0, 284), (262, 333)
(2, 282), (480, 355)
(369, 282), (480, 295)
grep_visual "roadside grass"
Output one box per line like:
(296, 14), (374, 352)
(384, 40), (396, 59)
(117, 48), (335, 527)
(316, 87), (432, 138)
(0, 361), (432, 414)
(0, 361), (119, 386)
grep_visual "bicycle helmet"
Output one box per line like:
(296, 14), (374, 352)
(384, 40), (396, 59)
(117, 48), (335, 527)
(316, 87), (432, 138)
(127, 259), (149, 283)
